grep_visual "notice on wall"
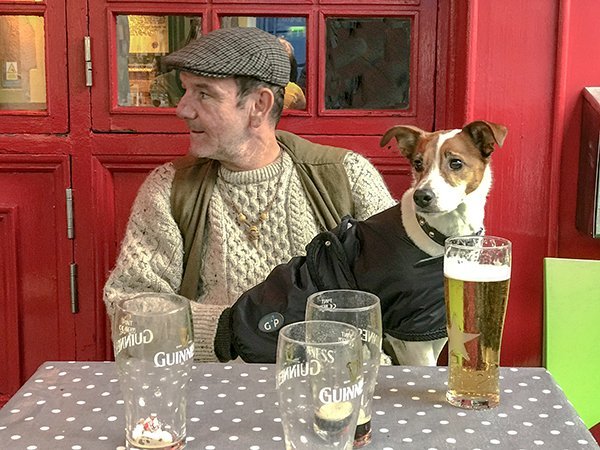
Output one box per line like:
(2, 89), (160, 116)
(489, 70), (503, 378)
(128, 16), (169, 54)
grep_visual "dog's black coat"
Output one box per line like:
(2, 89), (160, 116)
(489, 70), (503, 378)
(214, 204), (446, 363)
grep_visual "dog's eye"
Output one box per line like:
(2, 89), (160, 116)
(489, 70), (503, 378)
(449, 158), (463, 170)
(413, 159), (424, 172)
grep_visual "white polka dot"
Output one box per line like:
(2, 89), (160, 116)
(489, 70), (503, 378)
(76, 400), (85, 405)
(213, 409), (223, 414)
(498, 413), (508, 418)
(375, 410), (385, 416)
(51, 409), (61, 414)
(235, 401), (244, 406)
(565, 421), (575, 426)
(490, 439), (501, 444)
(252, 427), (262, 432)
(457, 412), (467, 417)
(386, 374), (395, 379)
(552, 404), (563, 409)
(26, 446), (38, 450)
(85, 384), (95, 389)
(440, 420), (449, 425)
(407, 381), (415, 386)
(107, 416), (118, 422)
(398, 420), (407, 425)
(411, 396), (420, 400)
(92, 407), (101, 412)
(232, 418), (242, 423)
(54, 435), (65, 440)
(48, 386), (57, 390)
(577, 440), (589, 444)
(10, 409), (20, 414)
(465, 429), (475, 434)
(379, 428), (390, 433)
(66, 417), (76, 422)
(481, 421), (491, 426)
(228, 436), (239, 441)
(40, 426), (50, 431)
(533, 440), (544, 445)
(504, 389), (513, 393)
(36, 400), (46, 405)
(422, 429), (432, 434)
(190, 417), (200, 422)
(417, 411), (426, 416)
(446, 438), (456, 444)
(402, 437), (413, 443)
(518, 382), (528, 386)
(195, 400), (204, 406)
(523, 422), (533, 427)
(513, 404), (523, 410)
(62, 393), (72, 397)
(402, 368), (412, 372)
(528, 397), (538, 402)
(550, 430), (560, 435)
(272, 436), (282, 441)
(433, 404), (442, 408)
(205, 446), (215, 450)
(542, 389), (551, 394)
(10, 435), (21, 440)
(217, 393), (226, 398)
(507, 430), (518, 435)
(209, 426), (219, 431)
(393, 403), (403, 408)
(250, 446), (260, 450)
(539, 413), (548, 418)
(82, 426), (92, 431)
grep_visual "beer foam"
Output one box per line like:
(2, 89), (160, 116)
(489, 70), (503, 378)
(444, 260), (510, 282)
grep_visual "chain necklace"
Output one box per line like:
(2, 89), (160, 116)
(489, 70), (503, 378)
(218, 155), (285, 242)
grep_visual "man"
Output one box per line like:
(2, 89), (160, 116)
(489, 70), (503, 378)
(104, 27), (396, 362)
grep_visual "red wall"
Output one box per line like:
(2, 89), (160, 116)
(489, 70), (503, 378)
(457, 0), (600, 366)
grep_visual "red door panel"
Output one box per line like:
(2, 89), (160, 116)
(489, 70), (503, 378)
(0, 154), (73, 392)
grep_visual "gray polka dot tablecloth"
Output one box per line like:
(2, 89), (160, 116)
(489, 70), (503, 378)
(0, 362), (597, 449)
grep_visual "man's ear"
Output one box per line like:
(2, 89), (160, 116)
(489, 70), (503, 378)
(249, 88), (275, 128)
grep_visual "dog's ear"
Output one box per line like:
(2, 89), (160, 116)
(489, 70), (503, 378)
(463, 121), (508, 157)
(380, 125), (425, 159)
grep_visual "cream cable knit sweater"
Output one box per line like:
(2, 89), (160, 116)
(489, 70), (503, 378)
(104, 151), (396, 361)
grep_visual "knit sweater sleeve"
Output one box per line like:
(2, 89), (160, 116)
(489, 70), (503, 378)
(343, 152), (398, 220)
(103, 163), (184, 319)
(103, 163), (229, 362)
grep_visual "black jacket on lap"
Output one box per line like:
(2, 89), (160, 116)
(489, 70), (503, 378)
(214, 204), (447, 363)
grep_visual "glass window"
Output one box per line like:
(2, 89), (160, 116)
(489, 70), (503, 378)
(116, 15), (201, 107)
(221, 16), (307, 111)
(325, 17), (411, 110)
(0, 15), (46, 111)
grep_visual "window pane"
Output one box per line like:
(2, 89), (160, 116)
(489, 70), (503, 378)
(116, 15), (201, 107)
(221, 17), (307, 111)
(0, 16), (46, 111)
(325, 17), (410, 110)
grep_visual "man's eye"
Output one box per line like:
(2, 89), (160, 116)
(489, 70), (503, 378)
(449, 158), (463, 170)
(413, 159), (424, 172)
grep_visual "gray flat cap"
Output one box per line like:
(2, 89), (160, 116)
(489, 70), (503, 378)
(165, 27), (290, 87)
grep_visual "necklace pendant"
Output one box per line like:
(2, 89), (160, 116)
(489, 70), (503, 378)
(247, 226), (260, 241)
(237, 212), (247, 225)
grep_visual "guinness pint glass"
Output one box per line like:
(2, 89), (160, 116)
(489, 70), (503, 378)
(443, 236), (511, 409)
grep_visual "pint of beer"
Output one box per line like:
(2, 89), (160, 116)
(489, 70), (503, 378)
(443, 236), (511, 409)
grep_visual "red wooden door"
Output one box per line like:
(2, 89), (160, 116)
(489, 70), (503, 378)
(87, 0), (440, 357)
(0, 1), (74, 404)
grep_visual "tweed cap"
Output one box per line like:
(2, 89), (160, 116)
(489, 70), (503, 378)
(164, 27), (290, 87)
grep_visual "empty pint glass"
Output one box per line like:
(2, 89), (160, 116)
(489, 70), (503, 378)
(276, 320), (364, 450)
(112, 293), (194, 449)
(444, 236), (511, 409)
(306, 290), (382, 447)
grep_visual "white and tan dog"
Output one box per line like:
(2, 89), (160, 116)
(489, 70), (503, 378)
(380, 120), (508, 257)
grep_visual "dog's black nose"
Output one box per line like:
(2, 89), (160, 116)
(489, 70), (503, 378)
(413, 189), (434, 208)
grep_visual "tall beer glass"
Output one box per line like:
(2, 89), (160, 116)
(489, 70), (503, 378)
(444, 236), (511, 409)
(112, 293), (194, 449)
(306, 290), (382, 447)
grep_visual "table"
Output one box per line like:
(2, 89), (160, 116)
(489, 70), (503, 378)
(0, 362), (597, 449)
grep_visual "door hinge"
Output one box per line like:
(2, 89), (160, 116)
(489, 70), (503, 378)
(66, 188), (74, 239)
(70, 263), (79, 314)
(84, 36), (93, 87)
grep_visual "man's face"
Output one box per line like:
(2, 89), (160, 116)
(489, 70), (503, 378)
(176, 72), (253, 166)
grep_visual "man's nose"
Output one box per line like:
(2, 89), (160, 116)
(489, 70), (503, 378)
(175, 94), (196, 120)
